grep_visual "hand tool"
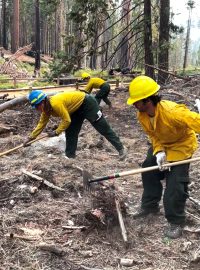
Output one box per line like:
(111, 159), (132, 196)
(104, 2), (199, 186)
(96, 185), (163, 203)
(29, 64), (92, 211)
(0, 134), (48, 158)
(83, 156), (200, 191)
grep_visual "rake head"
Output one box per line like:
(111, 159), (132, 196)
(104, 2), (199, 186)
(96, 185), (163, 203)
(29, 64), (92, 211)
(82, 169), (93, 192)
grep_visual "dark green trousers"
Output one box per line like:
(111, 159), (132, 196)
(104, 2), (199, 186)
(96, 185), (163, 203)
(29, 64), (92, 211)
(141, 147), (190, 225)
(95, 82), (111, 106)
(65, 94), (123, 157)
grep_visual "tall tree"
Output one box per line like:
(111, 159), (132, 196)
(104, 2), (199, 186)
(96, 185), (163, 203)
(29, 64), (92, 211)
(144, 0), (154, 78)
(11, 0), (19, 53)
(183, 0), (195, 73)
(35, 0), (40, 74)
(119, 0), (131, 69)
(1, 0), (8, 49)
(158, 0), (170, 84)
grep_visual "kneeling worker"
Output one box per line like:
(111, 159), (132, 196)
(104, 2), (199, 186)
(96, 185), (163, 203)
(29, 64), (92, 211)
(24, 90), (126, 160)
(81, 72), (112, 108)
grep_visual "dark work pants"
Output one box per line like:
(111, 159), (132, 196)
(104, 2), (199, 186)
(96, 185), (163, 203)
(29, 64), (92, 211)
(95, 83), (111, 106)
(141, 147), (190, 225)
(65, 94), (123, 157)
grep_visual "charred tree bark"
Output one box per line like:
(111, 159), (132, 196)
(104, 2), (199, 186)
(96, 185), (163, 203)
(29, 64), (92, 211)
(2, 0), (8, 49)
(11, 0), (19, 53)
(158, 0), (170, 84)
(119, 0), (131, 69)
(144, 0), (154, 78)
(35, 0), (41, 75)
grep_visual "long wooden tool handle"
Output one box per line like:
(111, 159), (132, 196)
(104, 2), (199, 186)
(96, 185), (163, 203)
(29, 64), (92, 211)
(0, 134), (48, 157)
(89, 156), (200, 183)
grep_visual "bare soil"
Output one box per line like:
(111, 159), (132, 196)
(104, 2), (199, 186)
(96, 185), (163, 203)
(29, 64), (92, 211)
(1, 78), (200, 270)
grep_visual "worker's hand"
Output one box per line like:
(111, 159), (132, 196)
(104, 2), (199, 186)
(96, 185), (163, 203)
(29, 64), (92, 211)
(156, 151), (166, 171)
(23, 137), (34, 147)
(47, 130), (58, 137)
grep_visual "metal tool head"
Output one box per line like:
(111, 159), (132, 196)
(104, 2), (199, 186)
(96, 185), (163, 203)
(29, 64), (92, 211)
(82, 169), (93, 192)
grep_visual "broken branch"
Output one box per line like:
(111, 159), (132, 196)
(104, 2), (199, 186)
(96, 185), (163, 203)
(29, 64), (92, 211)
(62, 225), (86, 230)
(21, 169), (64, 191)
(5, 233), (37, 241)
(115, 198), (128, 243)
(144, 63), (191, 81)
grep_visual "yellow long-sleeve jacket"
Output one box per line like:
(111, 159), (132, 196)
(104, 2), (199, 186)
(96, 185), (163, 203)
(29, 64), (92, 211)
(138, 100), (200, 161)
(84, 78), (105, 93)
(30, 91), (85, 138)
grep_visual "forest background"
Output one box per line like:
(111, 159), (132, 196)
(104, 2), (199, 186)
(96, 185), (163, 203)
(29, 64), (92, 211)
(0, 0), (200, 84)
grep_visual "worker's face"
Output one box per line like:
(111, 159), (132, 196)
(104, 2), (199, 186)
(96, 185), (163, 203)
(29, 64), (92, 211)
(35, 101), (44, 113)
(133, 100), (148, 112)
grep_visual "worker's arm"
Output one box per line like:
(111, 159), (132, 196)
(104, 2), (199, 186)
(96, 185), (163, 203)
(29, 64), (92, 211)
(140, 122), (165, 155)
(174, 106), (200, 133)
(53, 104), (71, 134)
(147, 133), (165, 155)
(31, 113), (50, 138)
(84, 79), (93, 93)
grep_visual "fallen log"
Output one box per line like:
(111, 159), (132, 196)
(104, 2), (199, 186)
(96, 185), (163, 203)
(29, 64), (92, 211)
(144, 63), (191, 81)
(0, 91), (60, 113)
(0, 95), (28, 113)
(22, 169), (64, 191)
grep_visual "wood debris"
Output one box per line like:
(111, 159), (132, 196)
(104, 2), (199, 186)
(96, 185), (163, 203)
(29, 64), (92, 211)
(22, 169), (64, 191)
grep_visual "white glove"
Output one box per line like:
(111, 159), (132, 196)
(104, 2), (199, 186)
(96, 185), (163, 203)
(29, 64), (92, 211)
(156, 151), (166, 170)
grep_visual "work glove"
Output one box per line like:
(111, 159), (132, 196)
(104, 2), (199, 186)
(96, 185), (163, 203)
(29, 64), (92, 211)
(23, 137), (34, 147)
(47, 130), (58, 137)
(156, 151), (166, 171)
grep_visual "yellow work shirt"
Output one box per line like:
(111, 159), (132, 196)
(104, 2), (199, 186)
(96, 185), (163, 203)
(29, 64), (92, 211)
(84, 78), (105, 93)
(31, 91), (85, 138)
(138, 100), (200, 161)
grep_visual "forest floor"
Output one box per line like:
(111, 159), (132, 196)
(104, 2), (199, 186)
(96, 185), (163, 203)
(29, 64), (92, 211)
(1, 77), (200, 270)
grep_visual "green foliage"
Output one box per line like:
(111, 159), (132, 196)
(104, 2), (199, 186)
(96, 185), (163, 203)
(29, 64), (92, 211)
(162, 237), (172, 245)
(40, 0), (60, 15)
(69, 0), (109, 37)
(74, 69), (107, 78)
(179, 67), (200, 75)
(186, 0), (195, 9)
(169, 23), (184, 38)
(0, 80), (28, 89)
(47, 51), (76, 78)
(31, 80), (56, 87)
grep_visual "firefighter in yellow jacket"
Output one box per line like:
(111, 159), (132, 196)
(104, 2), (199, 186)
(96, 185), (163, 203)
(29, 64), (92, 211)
(127, 75), (200, 239)
(24, 90), (126, 160)
(81, 72), (112, 108)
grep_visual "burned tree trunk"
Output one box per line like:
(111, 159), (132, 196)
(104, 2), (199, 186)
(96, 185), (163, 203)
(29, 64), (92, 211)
(144, 0), (154, 78)
(158, 0), (170, 84)
(11, 0), (19, 53)
(35, 0), (41, 76)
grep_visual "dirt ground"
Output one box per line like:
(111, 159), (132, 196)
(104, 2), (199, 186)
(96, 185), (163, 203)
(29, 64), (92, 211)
(1, 78), (200, 270)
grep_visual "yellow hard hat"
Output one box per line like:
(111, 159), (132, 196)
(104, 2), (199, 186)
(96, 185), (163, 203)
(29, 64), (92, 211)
(127, 76), (160, 105)
(81, 72), (90, 79)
